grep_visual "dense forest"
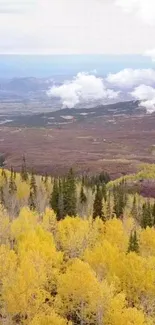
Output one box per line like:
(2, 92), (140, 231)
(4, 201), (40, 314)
(1, 160), (155, 324)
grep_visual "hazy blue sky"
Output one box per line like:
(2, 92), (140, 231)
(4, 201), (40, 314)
(0, 0), (155, 56)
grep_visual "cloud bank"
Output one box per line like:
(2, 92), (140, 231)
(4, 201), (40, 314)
(47, 68), (155, 113)
(130, 84), (155, 113)
(145, 49), (155, 62)
(108, 69), (155, 112)
(47, 72), (119, 108)
(106, 69), (155, 89)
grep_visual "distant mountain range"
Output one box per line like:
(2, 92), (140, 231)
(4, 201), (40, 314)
(0, 77), (53, 97)
(0, 100), (146, 128)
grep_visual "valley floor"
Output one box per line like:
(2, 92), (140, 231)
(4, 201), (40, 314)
(0, 112), (155, 178)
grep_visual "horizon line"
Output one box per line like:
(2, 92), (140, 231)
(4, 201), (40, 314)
(0, 52), (147, 56)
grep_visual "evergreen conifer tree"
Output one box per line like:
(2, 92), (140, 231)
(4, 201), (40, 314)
(13, 170), (16, 179)
(141, 203), (147, 229)
(21, 156), (28, 181)
(44, 173), (48, 184)
(141, 202), (152, 228)
(29, 171), (37, 211)
(132, 230), (139, 253)
(152, 202), (155, 226)
(113, 184), (125, 218)
(93, 185), (105, 221)
(57, 179), (64, 220)
(30, 171), (37, 196)
(9, 171), (17, 195)
(1, 169), (7, 182)
(0, 187), (4, 206)
(10, 166), (13, 178)
(102, 183), (107, 201)
(28, 191), (36, 211)
(128, 230), (139, 253)
(80, 185), (87, 204)
(146, 201), (152, 227)
(106, 192), (112, 219)
(131, 196), (137, 219)
(50, 178), (59, 214)
(63, 169), (77, 217)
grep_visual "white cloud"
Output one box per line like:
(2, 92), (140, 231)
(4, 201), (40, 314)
(115, 0), (155, 25)
(47, 72), (119, 108)
(130, 84), (155, 113)
(130, 84), (155, 100)
(140, 99), (155, 113)
(145, 49), (155, 62)
(107, 69), (155, 89)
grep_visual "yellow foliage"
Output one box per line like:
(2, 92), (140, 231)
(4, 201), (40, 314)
(16, 180), (30, 200)
(42, 208), (57, 233)
(105, 293), (147, 325)
(0, 207), (10, 245)
(57, 259), (101, 322)
(3, 256), (47, 316)
(104, 218), (128, 252)
(11, 207), (38, 240)
(117, 252), (155, 304)
(140, 227), (155, 256)
(29, 311), (72, 325)
(0, 245), (17, 282)
(84, 239), (121, 281)
(56, 216), (91, 258)
(0, 204), (154, 324)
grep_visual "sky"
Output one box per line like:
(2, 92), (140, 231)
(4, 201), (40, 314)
(0, 0), (155, 55)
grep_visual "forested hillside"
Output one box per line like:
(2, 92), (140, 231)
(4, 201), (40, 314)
(1, 161), (155, 324)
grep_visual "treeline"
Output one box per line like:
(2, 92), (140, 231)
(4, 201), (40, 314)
(1, 158), (155, 232)
(0, 157), (110, 219)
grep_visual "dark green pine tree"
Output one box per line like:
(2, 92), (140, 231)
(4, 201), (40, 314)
(9, 169), (17, 195)
(131, 196), (138, 220)
(118, 186), (125, 217)
(10, 166), (13, 178)
(102, 183), (107, 202)
(13, 170), (16, 180)
(113, 186), (119, 217)
(1, 169), (7, 183)
(141, 203), (147, 229)
(28, 191), (36, 211)
(113, 185), (125, 219)
(57, 179), (64, 220)
(146, 201), (152, 227)
(141, 202), (152, 228)
(106, 192), (111, 219)
(152, 202), (155, 226)
(50, 178), (59, 215)
(0, 187), (4, 206)
(93, 185), (105, 221)
(28, 171), (37, 211)
(63, 169), (77, 217)
(128, 230), (139, 253)
(44, 173), (48, 184)
(30, 171), (37, 196)
(21, 156), (28, 182)
(0, 155), (5, 167)
(80, 185), (87, 204)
